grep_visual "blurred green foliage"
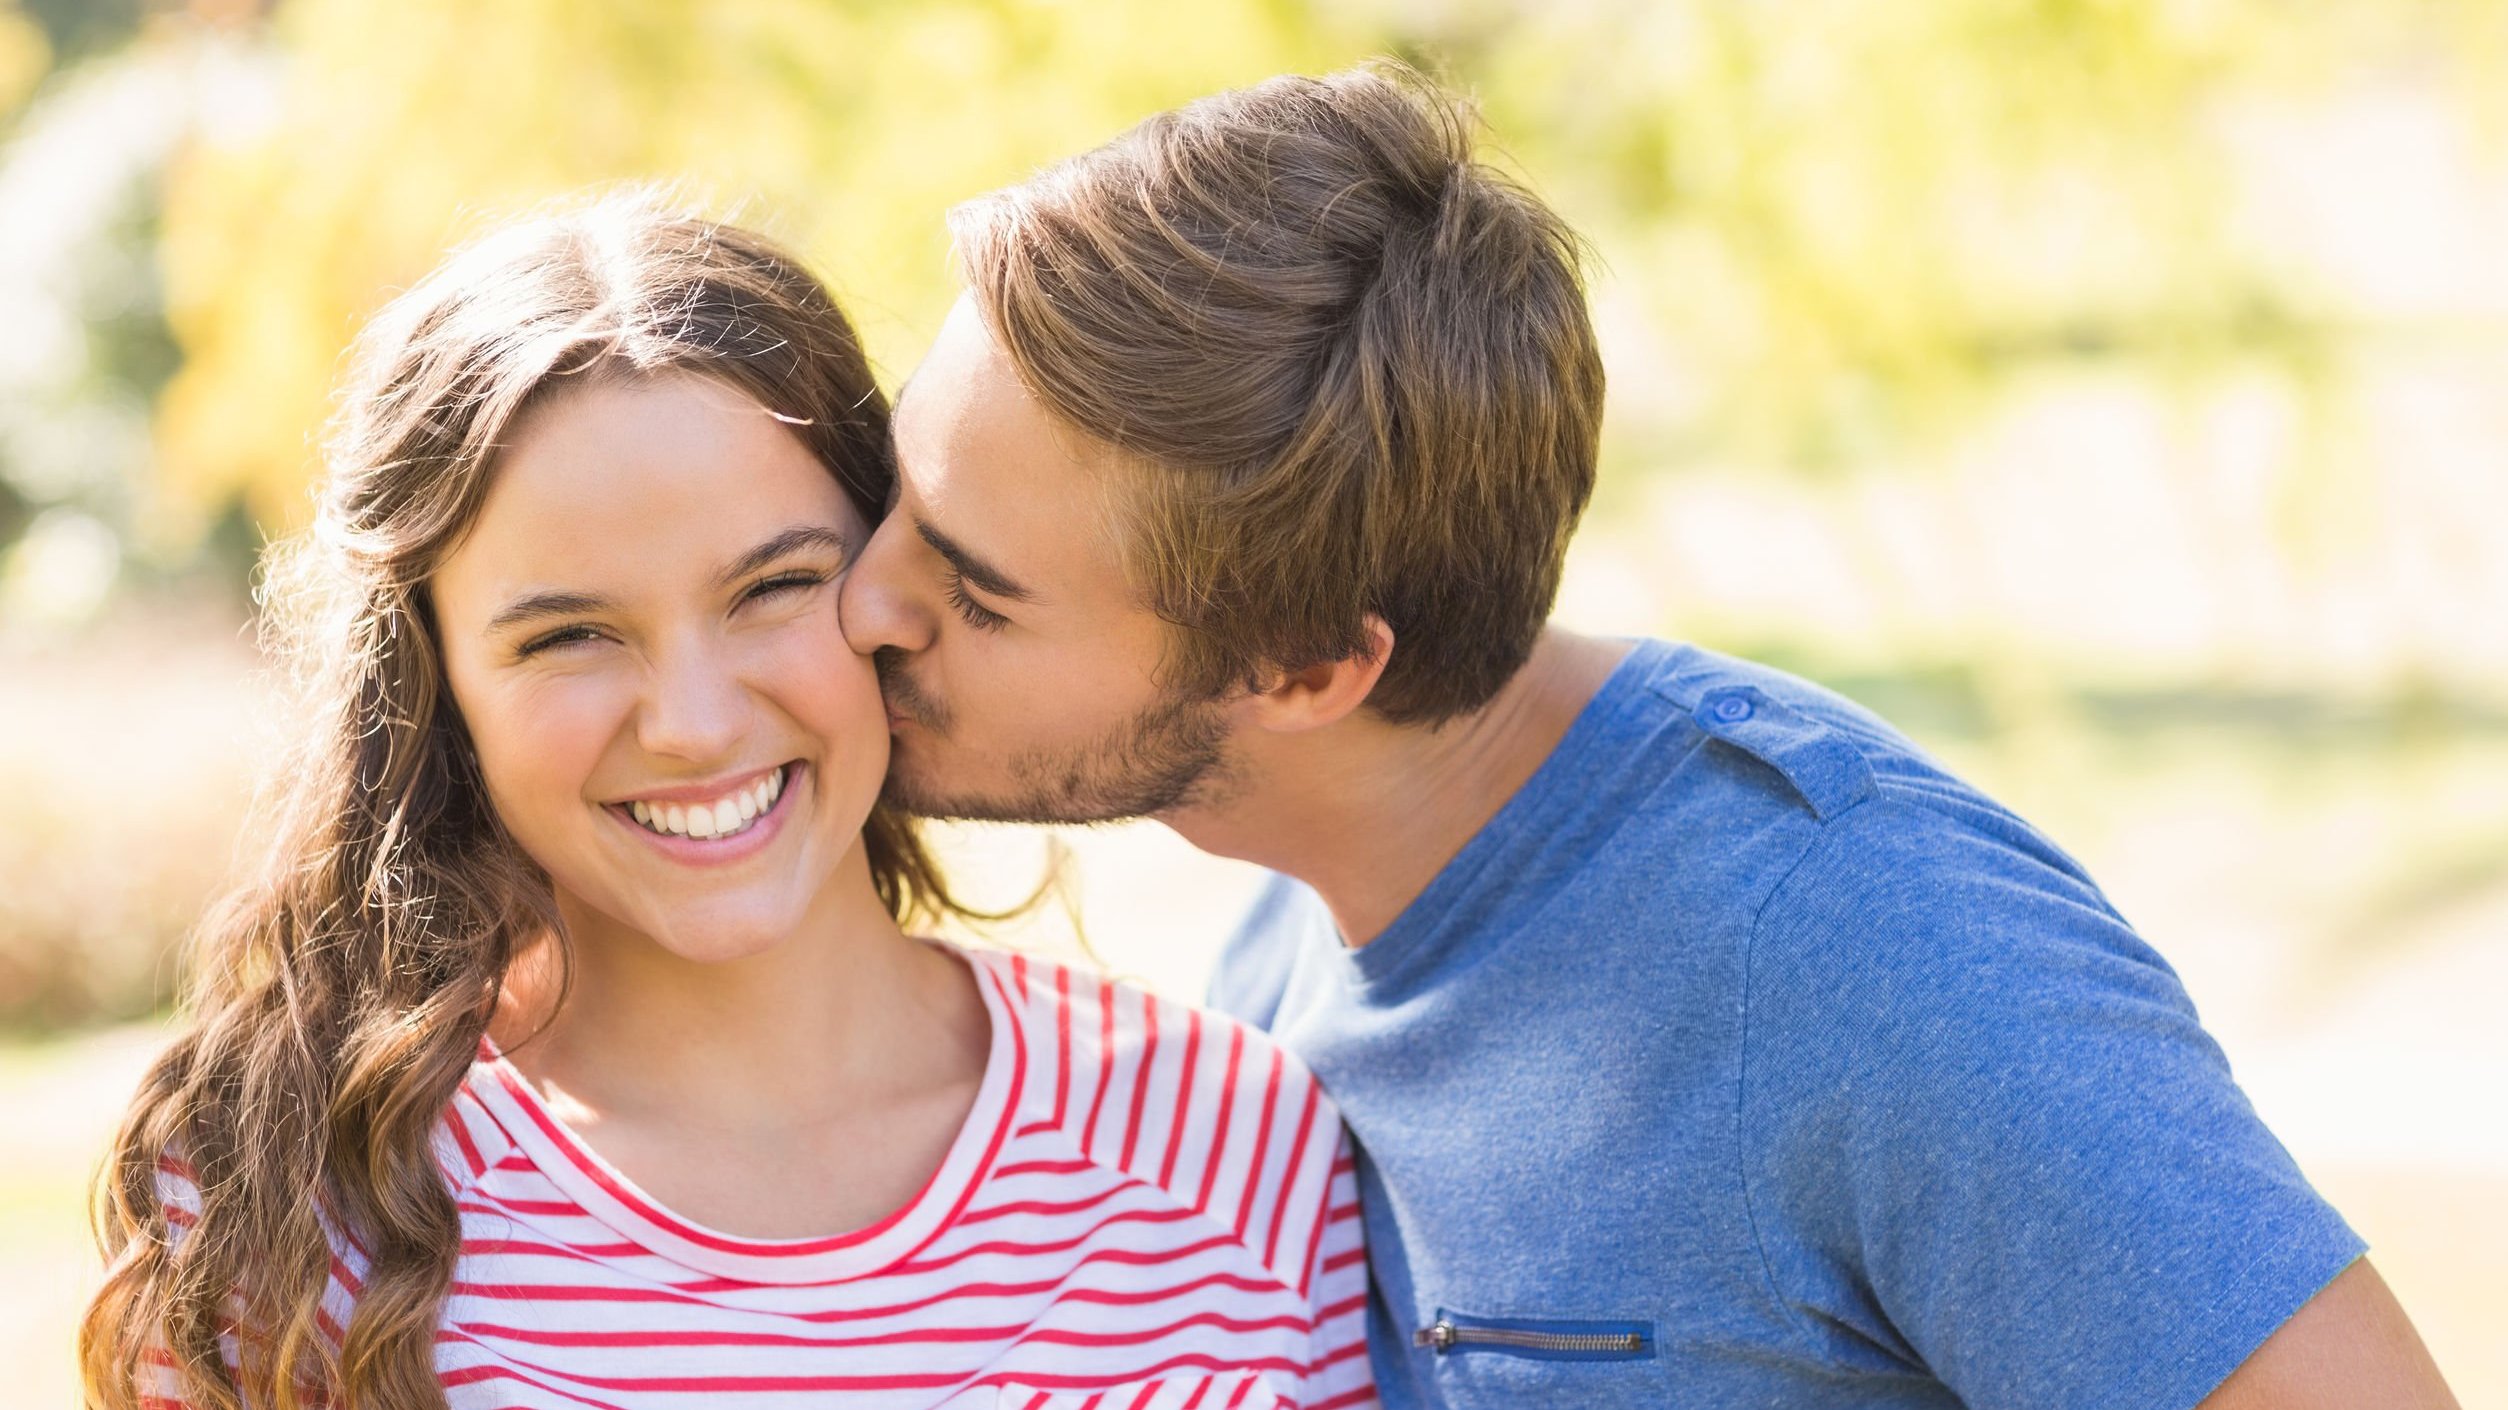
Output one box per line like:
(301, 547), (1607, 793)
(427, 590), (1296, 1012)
(118, 0), (2506, 540)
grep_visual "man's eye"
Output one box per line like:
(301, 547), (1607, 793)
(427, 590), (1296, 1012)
(943, 569), (1008, 632)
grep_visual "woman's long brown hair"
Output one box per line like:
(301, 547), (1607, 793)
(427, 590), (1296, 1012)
(80, 194), (968, 1409)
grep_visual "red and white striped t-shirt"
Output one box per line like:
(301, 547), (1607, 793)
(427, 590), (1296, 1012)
(150, 945), (1375, 1410)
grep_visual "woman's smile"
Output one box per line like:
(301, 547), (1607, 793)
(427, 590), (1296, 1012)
(605, 760), (805, 866)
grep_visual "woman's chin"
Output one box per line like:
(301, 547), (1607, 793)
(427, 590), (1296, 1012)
(625, 899), (810, 966)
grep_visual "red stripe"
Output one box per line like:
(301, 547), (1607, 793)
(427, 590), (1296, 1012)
(1318, 1338), (1369, 1369)
(1312, 1386), (1376, 1410)
(1119, 993), (1160, 1172)
(468, 1195), (585, 1217)
(964, 1355), (1307, 1395)
(440, 1305), (1308, 1352)
(1233, 1047), (1286, 1242)
(893, 1206), (1213, 1277)
(994, 1156), (1099, 1179)
(461, 1234), (646, 1261)
(1263, 1080), (1323, 1281)
(1051, 964), (1073, 1127)
(445, 1102), (488, 1178)
(450, 1263), (1294, 1320)
(1159, 1007), (1203, 1189)
(1193, 1025), (1246, 1216)
(960, 1182), (1136, 1227)
(1081, 978), (1118, 1155)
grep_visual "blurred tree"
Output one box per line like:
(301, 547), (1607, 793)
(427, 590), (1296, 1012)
(17, 0), (147, 66)
(154, 0), (1382, 537)
(0, 3), (47, 120)
(151, 0), (2508, 542)
(1441, 0), (2508, 467)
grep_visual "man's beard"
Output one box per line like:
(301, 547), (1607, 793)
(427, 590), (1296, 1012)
(875, 647), (1234, 825)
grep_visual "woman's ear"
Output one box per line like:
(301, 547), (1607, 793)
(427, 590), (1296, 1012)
(1236, 615), (1395, 735)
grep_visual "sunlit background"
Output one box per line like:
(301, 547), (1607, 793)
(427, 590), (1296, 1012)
(3, 0), (2504, 1403)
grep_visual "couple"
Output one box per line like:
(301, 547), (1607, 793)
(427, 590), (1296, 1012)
(84, 64), (2451, 1410)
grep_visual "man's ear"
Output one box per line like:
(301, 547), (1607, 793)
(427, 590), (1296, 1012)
(1237, 616), (1396, 735)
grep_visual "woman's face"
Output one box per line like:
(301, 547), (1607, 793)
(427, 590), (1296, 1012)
(432, 370), (885, 964)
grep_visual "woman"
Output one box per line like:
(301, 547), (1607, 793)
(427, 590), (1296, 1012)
(81, 196), (1373, 1410)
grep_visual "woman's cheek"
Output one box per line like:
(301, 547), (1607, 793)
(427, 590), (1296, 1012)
(765, 605), (884, 730)
(474, 668), (635, 852)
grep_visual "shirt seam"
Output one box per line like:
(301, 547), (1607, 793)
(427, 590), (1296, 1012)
(1734, 792), (1881, 1362)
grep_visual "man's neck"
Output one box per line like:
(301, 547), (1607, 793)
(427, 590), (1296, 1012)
(1170, 627), (1635, 947)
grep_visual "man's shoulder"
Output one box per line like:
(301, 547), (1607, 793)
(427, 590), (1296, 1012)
(1207, 873), (1327, 1032)
(1630, 643), (1969, 820)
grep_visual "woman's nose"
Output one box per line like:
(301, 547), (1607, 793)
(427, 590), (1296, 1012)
(835, 516), (935, 657)
(634, 638), (750, 764)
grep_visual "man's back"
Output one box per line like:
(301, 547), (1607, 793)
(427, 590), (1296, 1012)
(1212, 640), (2361, 1410)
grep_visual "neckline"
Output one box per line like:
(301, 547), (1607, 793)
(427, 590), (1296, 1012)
(468, 940), (1020, 1285)
(1338, 638), (1672, 991)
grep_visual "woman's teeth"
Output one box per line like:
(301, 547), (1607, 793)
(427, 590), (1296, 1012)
(627, 767), (786, 840)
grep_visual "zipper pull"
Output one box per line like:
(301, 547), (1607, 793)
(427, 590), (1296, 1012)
(1413, 1318), (1458, 1353)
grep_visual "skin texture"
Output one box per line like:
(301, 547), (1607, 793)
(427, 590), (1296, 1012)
(2198, 1260), (2458, 1409)
(432, 371), (988, 1240)
(838, 300), (2460, 1406)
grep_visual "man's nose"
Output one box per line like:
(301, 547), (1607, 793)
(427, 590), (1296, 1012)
(836, 514), (935, 657)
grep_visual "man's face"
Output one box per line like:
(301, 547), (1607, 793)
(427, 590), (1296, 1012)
(838, 296), (1235, 824)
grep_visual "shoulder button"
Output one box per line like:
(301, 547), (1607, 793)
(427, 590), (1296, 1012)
(1689, 685), (1876, 821)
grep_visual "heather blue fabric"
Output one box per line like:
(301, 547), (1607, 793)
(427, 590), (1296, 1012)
(1209, 640), (2362, 1410)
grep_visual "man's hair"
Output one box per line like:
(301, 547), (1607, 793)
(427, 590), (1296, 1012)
(948, 61), (1604, 725)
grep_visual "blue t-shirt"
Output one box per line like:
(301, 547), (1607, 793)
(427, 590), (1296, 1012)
(1208, 641), (2362, 1410)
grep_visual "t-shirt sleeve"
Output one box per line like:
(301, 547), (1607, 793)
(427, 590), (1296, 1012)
(136, 1153), (218, 1407)
(1740, 800), (2363, 1410)
(1207, 872), (1316, 1032)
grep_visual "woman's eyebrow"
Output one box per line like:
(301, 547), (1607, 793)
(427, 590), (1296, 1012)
(481, 527), (847, 637)
(709, 525), (851, 588)
(484, 589), (614, 636)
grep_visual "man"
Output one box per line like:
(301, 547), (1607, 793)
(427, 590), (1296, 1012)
(837, 63), (2458, 1409)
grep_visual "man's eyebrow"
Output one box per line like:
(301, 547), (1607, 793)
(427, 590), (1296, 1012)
(915, 518), (1036, 604)
(484, 589), (615, 637)
(710, 525), (851, 590)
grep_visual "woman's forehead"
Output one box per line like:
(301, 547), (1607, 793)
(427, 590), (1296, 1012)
(438, 375), (860, 612)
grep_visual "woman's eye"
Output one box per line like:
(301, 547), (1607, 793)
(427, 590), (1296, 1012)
(741, 570), (828, 606)
(943, 569), (1009, 632)
(516, 625), (604, 658)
